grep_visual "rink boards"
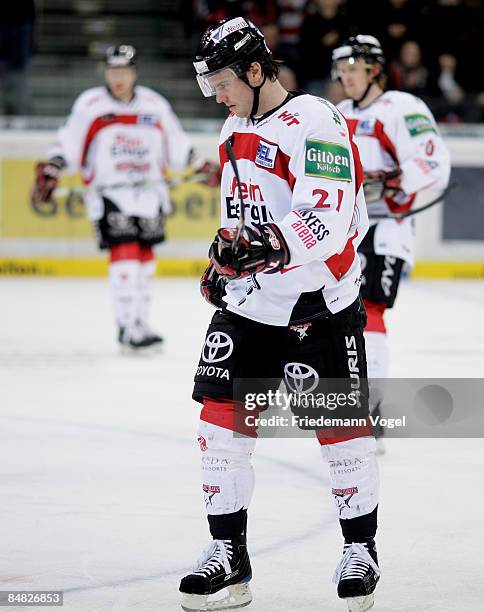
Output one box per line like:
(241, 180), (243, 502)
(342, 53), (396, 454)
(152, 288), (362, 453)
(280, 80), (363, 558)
(0, 130), (483, 278)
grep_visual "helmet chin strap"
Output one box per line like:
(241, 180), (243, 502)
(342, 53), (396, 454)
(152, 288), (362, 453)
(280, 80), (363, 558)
(247, 75), (267, 117)
(353, 80), (376, 106)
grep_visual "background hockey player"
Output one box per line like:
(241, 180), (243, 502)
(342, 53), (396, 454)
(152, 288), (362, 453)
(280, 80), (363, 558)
(179, 17), (380, 612)
(32, 45), (218, 350)
(333, 35), (451, 447)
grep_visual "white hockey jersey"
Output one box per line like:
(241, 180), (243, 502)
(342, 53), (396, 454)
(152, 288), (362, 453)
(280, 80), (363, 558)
(218, 93), (369, 326)
(48, 85), (193, 220)
(338, 91), (451, 265)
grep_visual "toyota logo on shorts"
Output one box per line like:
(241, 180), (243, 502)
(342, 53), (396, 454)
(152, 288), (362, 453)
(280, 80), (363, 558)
(284, 362), (319, 394)
(202, 332), (234, 363)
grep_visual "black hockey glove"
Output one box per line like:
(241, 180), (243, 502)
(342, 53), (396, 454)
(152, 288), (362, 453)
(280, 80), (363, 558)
(210, 224), (290, 280)
(363, 168), (403, 203)
(31, 158), (64, 208)
(200, 263), (227, 308)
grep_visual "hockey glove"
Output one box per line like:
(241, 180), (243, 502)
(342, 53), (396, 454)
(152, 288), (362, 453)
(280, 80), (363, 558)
(200, 263), (227, 308)
(210, 224), (290, 280)
(32, 159), (63, 205)
(363, 168), (403, 203)
(194, 160), (222, 188)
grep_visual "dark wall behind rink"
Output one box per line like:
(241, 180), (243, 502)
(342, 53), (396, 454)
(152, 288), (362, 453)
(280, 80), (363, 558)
(443, 167), (484, 241)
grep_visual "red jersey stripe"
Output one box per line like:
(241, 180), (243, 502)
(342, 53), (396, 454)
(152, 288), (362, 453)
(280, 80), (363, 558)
(219, 132), (296, 189)
(80, 114), (162, 168)
(325, 230), (358, 281)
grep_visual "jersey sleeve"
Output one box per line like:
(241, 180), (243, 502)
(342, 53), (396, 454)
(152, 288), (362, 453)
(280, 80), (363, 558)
(385, 96), (451, 196)
(47, 93), (92, 173)
(159, 99), (193, 172)
(275, 104), (366, 267)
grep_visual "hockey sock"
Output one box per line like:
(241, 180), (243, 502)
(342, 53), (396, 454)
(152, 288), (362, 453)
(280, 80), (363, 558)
(208, 508), (248, 540)
(320, 437), (379, 522)
(109, 243), (142, 336)
(198, 413), (256, 523)
(138, 246), (156, 332)
(340, 505), (378, 543)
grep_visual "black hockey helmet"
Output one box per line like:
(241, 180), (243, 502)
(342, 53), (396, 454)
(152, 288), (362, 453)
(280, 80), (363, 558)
(331, 34), (385, 79)
(105, 44), (137, 68)
(193, 17), (272, 98)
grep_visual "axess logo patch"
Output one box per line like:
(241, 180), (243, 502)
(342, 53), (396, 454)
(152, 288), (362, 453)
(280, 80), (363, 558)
(305, 139), (352, 181)
(255, 140), (278, 169)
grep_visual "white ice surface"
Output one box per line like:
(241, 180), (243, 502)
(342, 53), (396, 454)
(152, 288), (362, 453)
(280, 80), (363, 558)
(0, 278), (483, 612)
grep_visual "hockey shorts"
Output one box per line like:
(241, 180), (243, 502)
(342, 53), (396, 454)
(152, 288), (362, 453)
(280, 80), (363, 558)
(193, 298), (369, 414)
(358, 226), (405, 308)
(94, 197), (166, 250)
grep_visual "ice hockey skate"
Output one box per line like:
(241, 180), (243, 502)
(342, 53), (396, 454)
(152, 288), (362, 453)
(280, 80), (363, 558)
(333, 540), (381, 612)
(179, 538), (252, 611)
(117, 324), (162, 352)
(139, 323), (164, 347)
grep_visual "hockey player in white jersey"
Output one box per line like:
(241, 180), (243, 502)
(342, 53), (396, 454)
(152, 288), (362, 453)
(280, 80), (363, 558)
(32, 45), (217, 350)
(179, 18), (380, 612)
(333, 35), (451, 447)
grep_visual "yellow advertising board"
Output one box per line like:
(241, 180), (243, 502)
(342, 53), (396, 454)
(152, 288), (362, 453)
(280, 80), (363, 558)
(1, 159), (220, 240)
(1, 157), (483, 278)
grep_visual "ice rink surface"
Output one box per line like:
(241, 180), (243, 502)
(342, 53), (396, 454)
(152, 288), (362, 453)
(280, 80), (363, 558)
(1, 277), (483, 612)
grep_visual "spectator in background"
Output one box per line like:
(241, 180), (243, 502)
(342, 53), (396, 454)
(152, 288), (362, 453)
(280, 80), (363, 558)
(0, 0), (35, 115)
(376, 0), (423, 63)
(345, 0), (426, 61)
(276, 0), (308, 73)
(431, 52), (479, 122)
(299, 0), (349, 96)
(437, 53), (465, 106)
(387, 40), (431, 98)
(419, 0), (483, 121)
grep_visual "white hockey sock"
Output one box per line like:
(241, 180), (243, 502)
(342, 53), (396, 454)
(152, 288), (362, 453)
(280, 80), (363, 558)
(198, 421), (256, 516)
(364, 331), (389, 413)
(109, 260), (142, 335)
(138, 259), (156, 332)
(321, 437), (379, 520)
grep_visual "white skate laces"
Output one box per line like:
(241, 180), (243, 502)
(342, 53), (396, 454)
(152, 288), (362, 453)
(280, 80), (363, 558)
(192, 540), (233, 577)
(333, 542), (381, 584)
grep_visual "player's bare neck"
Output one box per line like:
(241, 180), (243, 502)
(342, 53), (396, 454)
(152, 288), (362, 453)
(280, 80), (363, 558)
(255, 79), (288, 117)
(116, 92), (135, 104)
(107, 86), (136, 105)
(357, 84), (384, 110)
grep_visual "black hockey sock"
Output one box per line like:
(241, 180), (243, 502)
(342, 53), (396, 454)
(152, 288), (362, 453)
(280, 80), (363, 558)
(340, 505), (378, 543)
(208, 508), (247, 540)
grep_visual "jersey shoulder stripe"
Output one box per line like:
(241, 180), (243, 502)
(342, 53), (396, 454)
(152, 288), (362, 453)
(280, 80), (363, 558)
(219, 131), (296, 188)
(80, 113), (163, 167)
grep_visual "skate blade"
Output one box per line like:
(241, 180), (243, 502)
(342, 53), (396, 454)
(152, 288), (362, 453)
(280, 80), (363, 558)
(181, 583), (252, 611)
(345, 593), (375, 612)
(119, 343), (163, 356)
